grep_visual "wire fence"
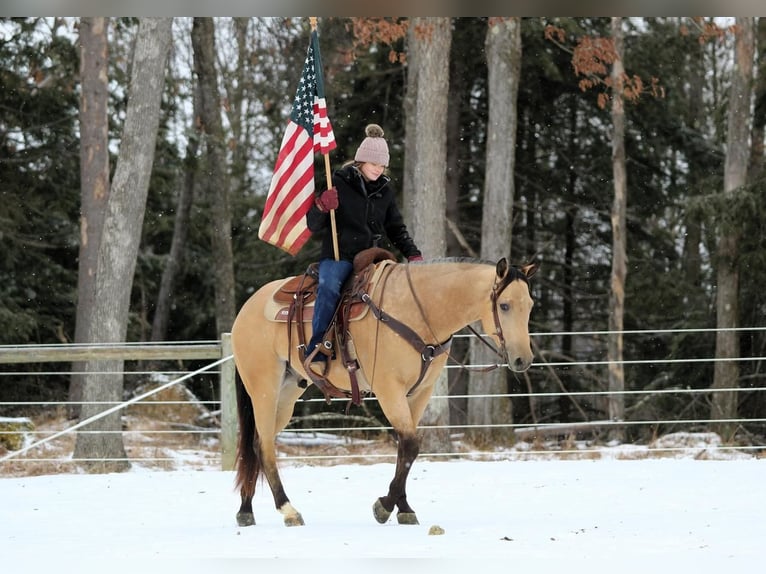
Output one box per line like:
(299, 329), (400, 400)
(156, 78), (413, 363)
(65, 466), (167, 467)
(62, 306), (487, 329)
(1, 328), (765, 474)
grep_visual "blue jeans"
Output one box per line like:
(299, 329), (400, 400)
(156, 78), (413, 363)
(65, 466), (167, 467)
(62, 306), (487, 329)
(308, 258), (354, 356)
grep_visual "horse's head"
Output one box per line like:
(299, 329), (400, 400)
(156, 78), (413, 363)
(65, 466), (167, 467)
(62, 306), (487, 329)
(480, 258), (538, 372)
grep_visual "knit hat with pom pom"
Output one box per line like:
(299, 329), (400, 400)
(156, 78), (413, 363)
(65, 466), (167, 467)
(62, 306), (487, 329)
(354, 123), (389, 166)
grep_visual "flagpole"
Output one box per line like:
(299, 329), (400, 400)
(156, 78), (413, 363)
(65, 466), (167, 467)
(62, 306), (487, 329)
(310, 17), (340, 262)
(324, 155), (340, 261)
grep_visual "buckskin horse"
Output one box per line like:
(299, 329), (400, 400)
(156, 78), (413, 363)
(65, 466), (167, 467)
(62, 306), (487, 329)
(231, 254), (538, 527)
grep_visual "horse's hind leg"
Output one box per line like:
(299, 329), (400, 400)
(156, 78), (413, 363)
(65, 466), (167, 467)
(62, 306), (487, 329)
(236, 349), (306, 527)
(267, 373), (308, 526)
(253, 376), (307, 527)
(234, 365), (259, 527)
(257, 431), (304, 526)
(236, 440), (257, 527)
(235, 380), (304, 527)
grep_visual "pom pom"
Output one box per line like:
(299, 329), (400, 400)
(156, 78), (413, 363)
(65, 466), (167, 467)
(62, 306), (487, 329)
(365, 123), (385, 138)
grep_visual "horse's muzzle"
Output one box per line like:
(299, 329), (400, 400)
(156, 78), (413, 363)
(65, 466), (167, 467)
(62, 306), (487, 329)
(507, 354), (533, 373)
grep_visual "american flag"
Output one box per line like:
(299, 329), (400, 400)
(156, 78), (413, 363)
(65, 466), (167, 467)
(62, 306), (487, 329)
(258, 29), (336, 255)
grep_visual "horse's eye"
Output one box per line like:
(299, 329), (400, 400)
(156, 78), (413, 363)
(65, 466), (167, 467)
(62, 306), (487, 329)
(499, 303), (510, 312)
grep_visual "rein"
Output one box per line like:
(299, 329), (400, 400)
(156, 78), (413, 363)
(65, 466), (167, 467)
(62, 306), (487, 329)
(302, 260), (527, 404)
(405, 263), (527, 376)
(360, 265), (452, 396)
(476, 270), (518, 367)
(402, 265), (502, 377)
(360, 291), (452, 396)
(440, 272), (516, 375)
(477, 265), (531, 369)
(359, 262), (521, 395)
(401, 265), (500, 382)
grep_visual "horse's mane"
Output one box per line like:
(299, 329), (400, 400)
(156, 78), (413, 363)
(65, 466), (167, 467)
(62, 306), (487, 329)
(415, 256), (495, 266)
(415, 256), (531, 287)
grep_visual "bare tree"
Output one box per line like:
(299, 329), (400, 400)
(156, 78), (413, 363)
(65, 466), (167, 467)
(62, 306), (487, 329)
(711, 17), (754, 439)
(150, 125), (199, 342)
(73, 18), (173, 472)
(192, 17), (236, 335)
(403, 17), (452, 453)
(466, 17), (522, 445)
(607, 17), (627, 442)
(748, 17), (766, 180)
(70, 17), (110, 417)
(681, 19), (705, 289)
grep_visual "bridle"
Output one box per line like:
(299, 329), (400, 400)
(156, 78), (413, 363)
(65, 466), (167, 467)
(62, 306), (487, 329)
(402, 263), (529, 377)
(464, 266), (530, 370)
(357, 262), (532, 399)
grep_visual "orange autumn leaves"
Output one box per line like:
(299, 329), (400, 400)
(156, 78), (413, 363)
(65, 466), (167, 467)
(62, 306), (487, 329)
(545, 24), (664, 109)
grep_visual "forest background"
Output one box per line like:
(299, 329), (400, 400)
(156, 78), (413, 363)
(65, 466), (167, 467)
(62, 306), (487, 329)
(1, 17), (764, 463)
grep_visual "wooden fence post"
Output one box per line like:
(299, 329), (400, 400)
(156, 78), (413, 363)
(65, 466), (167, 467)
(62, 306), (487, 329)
(219, 332), (237, 471)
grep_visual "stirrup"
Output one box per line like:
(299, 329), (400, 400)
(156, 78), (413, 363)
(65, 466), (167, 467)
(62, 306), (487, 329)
(302, 346), (334, 403)
(303, 345), (328, 374)
(303, 345), (346, 405)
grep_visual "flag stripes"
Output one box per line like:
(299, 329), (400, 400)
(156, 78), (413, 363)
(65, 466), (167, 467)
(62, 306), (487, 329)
(258, 29), (336, 255)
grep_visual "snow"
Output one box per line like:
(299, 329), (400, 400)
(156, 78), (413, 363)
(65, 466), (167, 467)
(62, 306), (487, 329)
(2, 455), (763, 573)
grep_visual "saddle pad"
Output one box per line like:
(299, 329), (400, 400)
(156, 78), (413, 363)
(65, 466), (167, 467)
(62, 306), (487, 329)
(263, 259), (396, 323)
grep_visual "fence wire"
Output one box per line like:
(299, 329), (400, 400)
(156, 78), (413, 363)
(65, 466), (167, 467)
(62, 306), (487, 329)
(1, 328), (765, 471)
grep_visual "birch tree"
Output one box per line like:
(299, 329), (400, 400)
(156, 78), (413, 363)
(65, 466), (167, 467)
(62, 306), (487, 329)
(150, 116), (198, 342)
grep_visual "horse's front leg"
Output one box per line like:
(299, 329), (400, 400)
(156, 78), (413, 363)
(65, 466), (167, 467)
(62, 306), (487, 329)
(373, 432), (420, 525)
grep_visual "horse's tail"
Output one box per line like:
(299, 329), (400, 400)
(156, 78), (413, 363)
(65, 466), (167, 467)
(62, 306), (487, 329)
(234, 366), (261, 499)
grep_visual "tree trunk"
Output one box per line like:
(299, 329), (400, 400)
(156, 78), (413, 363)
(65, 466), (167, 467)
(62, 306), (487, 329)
(444, 38), (468, 424)
(681, 21), (705, 288)
(71, 17), (110, 418)
(150, 129), (199, 342)
(560, 98), (579, 423)
(711, 17), (754, 439)
(73, 18), (173, 472)
(192, 17), (236, 336)
(748, 17), (766, 180)
(607, 17), (627, 442)
(445, 22), (465, 258)
(405, 17), (452, 454)
(224, 17), (250, 197)
(466, 18), (521, 446)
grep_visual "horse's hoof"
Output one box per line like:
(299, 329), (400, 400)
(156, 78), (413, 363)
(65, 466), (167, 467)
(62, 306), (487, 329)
(236, 512), (255, 527)
(373, 498), (392, 524)
(284, 514), (304, 527)
(397, 512), (419, 525)
(279, 502), (305, 526)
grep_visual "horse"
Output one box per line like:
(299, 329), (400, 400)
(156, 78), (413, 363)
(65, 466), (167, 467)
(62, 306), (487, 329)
(231, 256), (538, 527)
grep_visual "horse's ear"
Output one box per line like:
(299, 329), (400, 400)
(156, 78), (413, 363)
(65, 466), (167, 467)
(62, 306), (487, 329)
(520, 261), (539, 279)
(496, 258), (509, 279)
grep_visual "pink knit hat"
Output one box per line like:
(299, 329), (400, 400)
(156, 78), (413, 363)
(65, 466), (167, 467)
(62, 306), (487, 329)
(354, 124), (390, 166)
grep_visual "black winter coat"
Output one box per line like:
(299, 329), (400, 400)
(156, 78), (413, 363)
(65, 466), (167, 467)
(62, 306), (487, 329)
(306, 164), (421, 262)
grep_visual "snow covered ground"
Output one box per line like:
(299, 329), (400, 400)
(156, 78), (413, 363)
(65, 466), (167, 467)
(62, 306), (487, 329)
(1, 454), (763, 574)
